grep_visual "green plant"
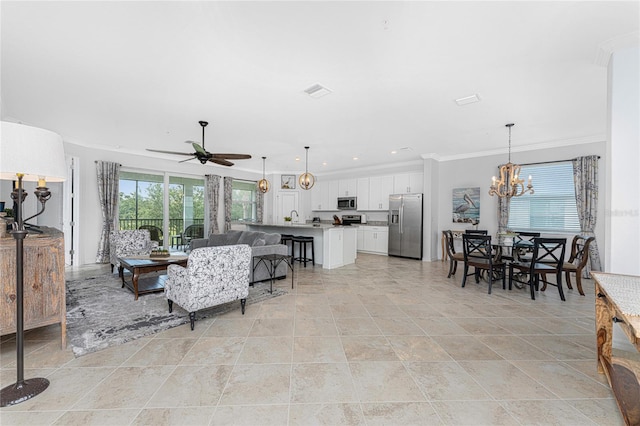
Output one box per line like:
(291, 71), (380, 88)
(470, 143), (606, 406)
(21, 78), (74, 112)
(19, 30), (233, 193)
(284, 216), (292, 222)
(3, 208), (13, 218)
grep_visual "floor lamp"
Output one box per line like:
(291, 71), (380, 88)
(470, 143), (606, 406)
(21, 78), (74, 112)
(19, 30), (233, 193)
(0, 121), (66, 407)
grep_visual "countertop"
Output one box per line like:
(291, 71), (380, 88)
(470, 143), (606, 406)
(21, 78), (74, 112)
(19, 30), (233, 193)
(249, 223), (354, 229)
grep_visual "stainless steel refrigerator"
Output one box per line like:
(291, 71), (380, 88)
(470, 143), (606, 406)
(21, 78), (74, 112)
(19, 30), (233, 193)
(388, 193), (423, 259)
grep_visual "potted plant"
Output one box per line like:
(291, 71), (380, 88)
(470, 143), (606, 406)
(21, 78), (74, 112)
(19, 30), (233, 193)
(284, 216), (292, 225)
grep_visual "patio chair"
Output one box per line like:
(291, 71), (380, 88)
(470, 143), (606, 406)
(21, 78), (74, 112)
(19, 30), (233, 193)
(138, 224), (163, 247)
(164, 245), (252, 330)
(180, 223), (204, 250)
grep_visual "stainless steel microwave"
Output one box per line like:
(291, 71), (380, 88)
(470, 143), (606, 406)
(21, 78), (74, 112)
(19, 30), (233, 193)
(337, 197), (357, 210)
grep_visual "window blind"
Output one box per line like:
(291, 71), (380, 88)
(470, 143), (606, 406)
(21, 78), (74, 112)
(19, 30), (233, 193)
(507, 162), (581, 232)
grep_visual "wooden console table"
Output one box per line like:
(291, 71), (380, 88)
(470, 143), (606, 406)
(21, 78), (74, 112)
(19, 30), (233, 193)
(0, 227), (66, 349)
(592, 272), (640, 425)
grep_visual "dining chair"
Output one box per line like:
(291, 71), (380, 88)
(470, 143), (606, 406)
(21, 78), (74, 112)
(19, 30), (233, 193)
(561, 235), (595, 296)
(509, 237), (567, 301)
(461, 234), (505, 294)
(465, 229), (488, 235)
(513, 231), (540, 262)
(443, 230), (464, 278)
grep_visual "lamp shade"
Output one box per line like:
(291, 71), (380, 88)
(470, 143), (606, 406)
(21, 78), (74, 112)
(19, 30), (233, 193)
(0, 121), (66, 182)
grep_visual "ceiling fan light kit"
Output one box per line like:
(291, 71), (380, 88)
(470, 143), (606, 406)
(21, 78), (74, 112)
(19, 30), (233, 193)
(488, 123), (534, 198)
(146, 121), (251, 167)
(298, 146), (315, 190)
(258, 156), (270, 193)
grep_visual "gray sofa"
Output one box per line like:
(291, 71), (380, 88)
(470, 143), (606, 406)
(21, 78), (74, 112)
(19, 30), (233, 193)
(189, 230), (289, 284)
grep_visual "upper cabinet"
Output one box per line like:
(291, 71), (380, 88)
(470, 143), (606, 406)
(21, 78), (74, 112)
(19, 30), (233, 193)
(356, 178), (370, 211)
(368, 175), (394, 210)
(311, 181), (338, 211)
(338, 179), (358, 197)
(393, 172), (423, 194)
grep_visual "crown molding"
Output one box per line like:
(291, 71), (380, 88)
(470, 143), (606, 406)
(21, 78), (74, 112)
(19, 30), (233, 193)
(594, 31), (640, 67)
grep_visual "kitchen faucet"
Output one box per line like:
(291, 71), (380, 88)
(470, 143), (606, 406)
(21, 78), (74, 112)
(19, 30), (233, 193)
(290, 210), (299, 222)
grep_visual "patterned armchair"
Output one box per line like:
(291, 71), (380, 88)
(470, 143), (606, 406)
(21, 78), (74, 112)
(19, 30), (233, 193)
(109, 229), (159, 274)
(164, 245), (252, 330)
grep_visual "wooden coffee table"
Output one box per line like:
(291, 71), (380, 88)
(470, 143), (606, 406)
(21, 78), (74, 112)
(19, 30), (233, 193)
(118, 255), (188, 300)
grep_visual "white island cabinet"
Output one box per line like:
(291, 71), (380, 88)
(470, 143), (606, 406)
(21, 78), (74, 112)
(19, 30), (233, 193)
(246, 224), (357, 269)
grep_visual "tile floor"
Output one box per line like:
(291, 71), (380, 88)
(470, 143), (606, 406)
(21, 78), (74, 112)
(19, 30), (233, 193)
(0, 253), (628, 425)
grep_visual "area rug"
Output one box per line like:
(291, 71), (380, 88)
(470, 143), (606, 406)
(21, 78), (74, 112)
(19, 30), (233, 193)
(66, 273), (287, 357)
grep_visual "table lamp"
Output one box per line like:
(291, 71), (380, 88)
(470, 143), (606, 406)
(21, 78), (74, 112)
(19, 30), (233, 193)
(0, 121), (66, 407)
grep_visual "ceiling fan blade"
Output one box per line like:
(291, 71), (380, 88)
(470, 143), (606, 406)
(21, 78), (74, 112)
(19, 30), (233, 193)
(147, 149), (195, 156)
(191, 142), (208, 156)
(211, 153), (252, 160)
(178, 156), (197, 163)
(209, 158), (234, 167)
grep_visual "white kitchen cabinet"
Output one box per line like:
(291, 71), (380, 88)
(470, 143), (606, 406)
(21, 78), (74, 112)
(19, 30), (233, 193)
(368, 175), (394, 210)
(357, 227), (365, 251)
(311, 180), (338, 211)
(393, 172), (424, 194)
(323, 228), (344, 269)
(338, 178), (358, 197)
(343, 227), (357, 263)
(356, 178), (369, 210)
(359, 226), (389, 255)
(327, 181), (340, 207)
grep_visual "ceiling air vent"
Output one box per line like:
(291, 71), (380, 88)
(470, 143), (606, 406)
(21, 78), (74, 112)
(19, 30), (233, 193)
(304, 83), (332, 99)
(455, 94), (480, 106)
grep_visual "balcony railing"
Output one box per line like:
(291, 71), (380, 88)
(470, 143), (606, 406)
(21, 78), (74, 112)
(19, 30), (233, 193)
(119, 218), (204, 237)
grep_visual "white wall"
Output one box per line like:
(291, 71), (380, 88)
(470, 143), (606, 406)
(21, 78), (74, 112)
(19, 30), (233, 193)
(607, 47), (640, 274)
(433, 141), (607, 262)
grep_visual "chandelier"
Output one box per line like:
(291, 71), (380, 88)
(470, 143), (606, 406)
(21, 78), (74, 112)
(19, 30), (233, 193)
(298, 146), (315, 190)
(257, 156), (270, 193)
(489, 123), (534, 198)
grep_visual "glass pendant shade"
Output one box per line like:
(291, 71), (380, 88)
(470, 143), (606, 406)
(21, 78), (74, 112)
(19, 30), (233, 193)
(257, 156), (270, 193)
(298, 146), (315, 190)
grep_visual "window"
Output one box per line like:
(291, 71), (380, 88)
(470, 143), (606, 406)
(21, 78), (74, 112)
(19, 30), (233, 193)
(231, 179), (258, 222)
(507, 162), (580, 233)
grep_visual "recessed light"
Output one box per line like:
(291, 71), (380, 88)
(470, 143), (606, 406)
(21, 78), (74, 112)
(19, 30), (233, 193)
(455, 94), (481, 106)
(322, 162), (327, 166)
(304, 83), (332, 99)
(295, 157), (300, 161)
(353, 157), (359, 160)
(391, 150), (397, 154)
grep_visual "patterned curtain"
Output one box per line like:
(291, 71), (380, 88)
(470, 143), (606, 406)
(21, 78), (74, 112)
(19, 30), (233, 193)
(205, 175), (220, 234)
(223, 176), (233, 232)
(95, 161), (120, 263)
(256, 188), (264, 224)
(496, 164), (510, 233)
(572, 155), (602, 275)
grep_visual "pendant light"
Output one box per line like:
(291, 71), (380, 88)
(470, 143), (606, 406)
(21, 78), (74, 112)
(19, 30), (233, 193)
(298, 146), (315, 190)
(257, 156), (270, 193)
(488, 123), (534, 198)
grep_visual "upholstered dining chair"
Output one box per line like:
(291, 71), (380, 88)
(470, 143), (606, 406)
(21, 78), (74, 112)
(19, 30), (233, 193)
(561, 235), (595, 296)
(164, 245), (251, 330)
(109, 229), (158, 274)
(443, 230), (464, 278)
(461, 234), (506, 294)
(509, 237), (567, 301)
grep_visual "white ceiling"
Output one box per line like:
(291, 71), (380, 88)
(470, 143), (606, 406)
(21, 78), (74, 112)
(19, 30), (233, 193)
(1, 1), (638, 175)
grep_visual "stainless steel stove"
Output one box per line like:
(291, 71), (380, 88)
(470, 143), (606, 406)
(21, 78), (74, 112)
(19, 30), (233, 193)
(341, 215), (362, 226)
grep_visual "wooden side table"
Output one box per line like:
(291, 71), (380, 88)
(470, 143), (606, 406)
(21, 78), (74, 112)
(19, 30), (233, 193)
(592, 272), (640, 425)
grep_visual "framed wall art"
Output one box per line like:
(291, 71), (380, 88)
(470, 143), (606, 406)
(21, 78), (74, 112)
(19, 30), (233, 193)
(452, 187), (480, 224)
(281, 175), (296, 190)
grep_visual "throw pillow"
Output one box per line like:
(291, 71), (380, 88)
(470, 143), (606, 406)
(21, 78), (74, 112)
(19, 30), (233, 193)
(253, 238), (266, 247)
(264, 233), (281, 245)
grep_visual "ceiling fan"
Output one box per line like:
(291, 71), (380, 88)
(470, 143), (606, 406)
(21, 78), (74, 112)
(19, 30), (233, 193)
(147, 121), (251, 166)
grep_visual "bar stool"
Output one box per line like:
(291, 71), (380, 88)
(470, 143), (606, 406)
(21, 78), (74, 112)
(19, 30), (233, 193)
(280, 234), (294, 256)
(292, 235), (315, 267)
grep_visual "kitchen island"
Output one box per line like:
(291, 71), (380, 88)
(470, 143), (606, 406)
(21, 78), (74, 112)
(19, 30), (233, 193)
(246, 223), (357, 269)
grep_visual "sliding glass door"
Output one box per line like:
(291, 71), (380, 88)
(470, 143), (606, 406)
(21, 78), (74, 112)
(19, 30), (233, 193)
(119, 171), (204, 249)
